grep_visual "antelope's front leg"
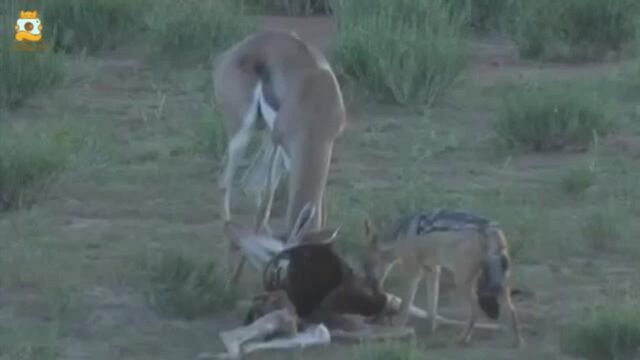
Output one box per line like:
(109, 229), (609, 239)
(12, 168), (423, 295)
(397, 268), (424, 327)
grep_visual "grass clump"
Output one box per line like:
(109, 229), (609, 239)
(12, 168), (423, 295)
(510, 0), (640, 62)
(34, 0), (146, 53)
(582, 211), (619, 252)
(145, 0), (253, 63)
(145, 251), (236, 320)
(561, 300), (640, 360)
(0, 4), (64, 108)
(244, 0), (332, 15)
(333, 0), (467, 107)
(0, 123), (81, 211)
(495, 84), (612, 152)
(354, 340), (421, 360)
(445, 0), (511, 33)
(561, 165), (596, 196)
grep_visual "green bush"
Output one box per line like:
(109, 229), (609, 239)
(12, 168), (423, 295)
(145, 251), (236, 320)
(332, 0), (467, 107)
(495, 84), (612, 152)
(244, 0), (332, 15)
(0, 2), (64, 108)
(144, 0), (254, 62)
(0, 124), (80, 211)
(510, 0), (640, 62)
(34, 0), (145, 53)
(445, 0), (510, 33)
(561, 301), (640, 360)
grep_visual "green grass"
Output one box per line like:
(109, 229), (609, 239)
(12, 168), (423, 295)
(332, 0), (467, 107)
(582, 211), (620, 252)
(354, 340), (421, 360)
(561, 300), (640, 360)
(444, 0), (511, 33)
(561, 165), (596, 196)
(510, 0), (640, 62)
(144, 250), (237, 320)
(0, 2), (64, 108)
(495, 83), (612, 152)
(0, 123), (84, 211)
(34, 0), (146, 53)
(144, 0), (254, 63)
(244, 0), (332, 15)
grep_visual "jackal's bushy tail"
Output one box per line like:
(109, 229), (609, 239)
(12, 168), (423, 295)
(477, 295), (500, 320)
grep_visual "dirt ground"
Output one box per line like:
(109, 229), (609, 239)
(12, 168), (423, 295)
(2, 15), (640, 360)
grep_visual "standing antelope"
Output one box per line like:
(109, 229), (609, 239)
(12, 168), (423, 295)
(213, 30), (345, 235)
(363, 210), (524, 348)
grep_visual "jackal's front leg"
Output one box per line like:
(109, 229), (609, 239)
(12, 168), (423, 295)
(502, 286), (525, 348)
(397, 268), (424, 327)
(424, 266), (442, 333)
(458, 282), (478, 346)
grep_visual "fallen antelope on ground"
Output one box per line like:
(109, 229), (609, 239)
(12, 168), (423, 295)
(363, 209), (525, 348)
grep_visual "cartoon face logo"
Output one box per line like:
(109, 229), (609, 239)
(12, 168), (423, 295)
(15, 10), (42, 42)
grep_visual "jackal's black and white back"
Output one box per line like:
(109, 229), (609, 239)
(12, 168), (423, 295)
(392, 209), (499, 241)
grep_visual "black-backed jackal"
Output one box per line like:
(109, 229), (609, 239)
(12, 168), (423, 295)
(362, 209), (524, 347)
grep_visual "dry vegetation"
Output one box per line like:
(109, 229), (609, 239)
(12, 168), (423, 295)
(2, 0), (640, 359)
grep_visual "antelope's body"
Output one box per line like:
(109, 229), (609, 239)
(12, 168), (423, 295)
(214, 30), (346, 233)
(365, 210), (524, 348)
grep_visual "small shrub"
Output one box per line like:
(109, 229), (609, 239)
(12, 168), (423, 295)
(145, 0), (253, 62)
(34, 0), (145, 53)
(0, 3), (64, 108)
(332, 0), (467, 107)
(561, 166), (596, 196)
(582, 212), (619, 252)
(445, 0), (511, 33)
(495, 84), (612, 152)
(510, 0), (640, 62)
(145, 251), (236, 320)
(354, 340), (421, 360)
(244, 0), (332, 15)
(561, 301), (640, 360)
(0, 124), (79, 211)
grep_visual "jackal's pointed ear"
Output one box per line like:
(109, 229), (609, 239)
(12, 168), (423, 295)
(300, 226), (340, 246)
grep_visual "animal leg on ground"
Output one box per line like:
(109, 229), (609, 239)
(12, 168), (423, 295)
(501, 285), (525, 348)
(457, 279), (478, 345)
(424, 265), (442, 333)
(218, 308), (297, 359)
(397, 268), (424, 326)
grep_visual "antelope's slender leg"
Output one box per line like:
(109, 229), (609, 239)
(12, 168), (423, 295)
(424, 265), (442, 333)
(398, 268), (424, 326)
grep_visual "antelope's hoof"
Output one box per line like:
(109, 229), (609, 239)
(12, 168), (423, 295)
(456, 335), (471, 347)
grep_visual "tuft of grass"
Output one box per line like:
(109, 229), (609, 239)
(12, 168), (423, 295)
(192, 106), (227, 161)
(561, 165), (596, 196)
(144, 0), (254, 63)
(495, 83), (612, 152)
(0, 2), (64, 108)
(354, 340), (421, 360)
(332, 0), (467, 107)
(561, 300), (640, 360)
(244, 0), (332, 15)
(582, 211), (620, 252)
(445, 0), (511, 33)
(145, 251), (237, 320)
(34, 0), (146, 53)
(510, 0), (640, 62)
(0, 123), (82, 211)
